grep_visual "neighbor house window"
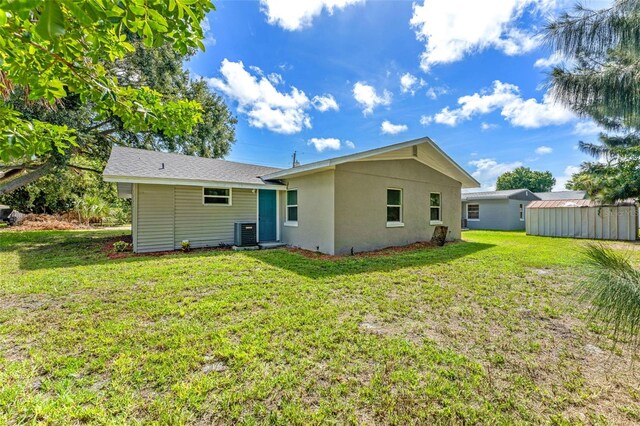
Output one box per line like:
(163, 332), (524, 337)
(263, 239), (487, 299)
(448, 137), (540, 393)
(203, 187), (231, 205)
(467, 204), (479, 220)
(386, 188), (403, 226)
(519, 203), (524, 221)
(286, 189), (298, 224)
(430, 192), (442, 224)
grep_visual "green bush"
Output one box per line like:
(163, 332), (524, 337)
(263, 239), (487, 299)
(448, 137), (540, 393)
(113, 241), (131, 253)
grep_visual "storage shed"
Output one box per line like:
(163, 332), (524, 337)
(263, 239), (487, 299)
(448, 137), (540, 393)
(526, 199), (638, 241)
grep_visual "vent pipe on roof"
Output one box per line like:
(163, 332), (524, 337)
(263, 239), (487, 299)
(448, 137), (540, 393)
(160, 162), (164, 170)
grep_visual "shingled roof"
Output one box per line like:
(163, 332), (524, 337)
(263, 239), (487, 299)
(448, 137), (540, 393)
(461, 189), (539, 201)
(103, 146), (284, 188)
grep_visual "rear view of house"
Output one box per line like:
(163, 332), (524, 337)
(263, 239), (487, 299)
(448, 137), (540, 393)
(461, 189), (540, 231)
(104, 137), (479, 255)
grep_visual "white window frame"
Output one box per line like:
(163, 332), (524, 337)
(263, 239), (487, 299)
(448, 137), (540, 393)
(386, 188), (404, 227)
(429, 192), (442, 225)
(202, 187), (232, 206)
(467, 203), (480, 221)
(519, 203), (525, 221)
(284, 189), (298, 227)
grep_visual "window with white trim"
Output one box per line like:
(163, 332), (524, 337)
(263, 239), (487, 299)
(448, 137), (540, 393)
(519, 203), (524, 221)
(467, 204), (479, 220)
(203, 187), (231, 205)
(286, 189), (298, 223)
(430, 192), (441, 224)
(386, 188), (402, 224)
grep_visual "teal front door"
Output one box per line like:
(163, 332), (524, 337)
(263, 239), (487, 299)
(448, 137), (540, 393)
(258, 190), (277, 241)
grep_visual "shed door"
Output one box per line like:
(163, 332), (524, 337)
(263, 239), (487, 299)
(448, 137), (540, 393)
(258, 190), (277, 241)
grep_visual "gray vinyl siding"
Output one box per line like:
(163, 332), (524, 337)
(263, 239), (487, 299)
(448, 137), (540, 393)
(136, 184), (175, 252)
(174, 186), (256, 249)
(134, 184), (257, 252)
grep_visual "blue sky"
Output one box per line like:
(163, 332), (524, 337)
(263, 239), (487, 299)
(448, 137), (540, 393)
(187, 0), (612, 190)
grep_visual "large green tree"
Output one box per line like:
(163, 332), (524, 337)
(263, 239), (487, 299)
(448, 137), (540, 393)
(0, 0), (215, 193)
(496, 167), (556, 192)
(547, 0), (640, 203)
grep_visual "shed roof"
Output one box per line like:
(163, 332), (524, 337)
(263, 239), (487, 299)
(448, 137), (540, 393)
(533, 190), (587, 200)
(461, 189), (538, 201)
(103, 146), (285, 189)
(528, 199), (637, 208)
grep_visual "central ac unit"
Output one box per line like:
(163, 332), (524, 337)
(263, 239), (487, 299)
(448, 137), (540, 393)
(234, 222), (257, 246)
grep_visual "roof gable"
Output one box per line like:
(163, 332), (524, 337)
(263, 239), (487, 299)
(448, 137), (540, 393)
(261, 137), (480, 188)
(461, 189), (540, 201)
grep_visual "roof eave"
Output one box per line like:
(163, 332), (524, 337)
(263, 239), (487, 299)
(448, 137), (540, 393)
(103, 175), (287, 190)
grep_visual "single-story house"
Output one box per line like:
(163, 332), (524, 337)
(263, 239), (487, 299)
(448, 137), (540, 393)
(533, 190), (587, 200)
(461, 189), (540, 230)
(103, 137), (480, 255)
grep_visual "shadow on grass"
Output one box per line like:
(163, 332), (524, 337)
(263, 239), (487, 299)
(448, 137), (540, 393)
(5, 229), (494, 278)
(245, 241), (495, 279)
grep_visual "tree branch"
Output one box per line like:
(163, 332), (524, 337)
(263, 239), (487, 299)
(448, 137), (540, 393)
(0, 159), (55, 194)
(67, 164), (102, 174)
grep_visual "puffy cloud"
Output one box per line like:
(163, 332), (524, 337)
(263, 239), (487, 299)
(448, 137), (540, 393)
(425, 80), (575, 128)
(353, 82), (392, 115)
(419, 115), (433, 126)
(344, 140), (355, 149)
(400, 72), (425, 95)
(425, 86), (448, 99)
(312, 94), (339, 112)
(573, 120), (603, 135)
(267, 72), (284, 85)
(534, 52), (565, 68)
(535, 146), (553, 155)
(410, 0), (553, 70)
(480, 122), (498, 130)
(307, 137), (347, 152)
(200, 16), (216, 47)
(380, 120), (408, 134)
(259, 0), (364, 31)
(468, 158), (523, 190)
(209, 59), (322, 134)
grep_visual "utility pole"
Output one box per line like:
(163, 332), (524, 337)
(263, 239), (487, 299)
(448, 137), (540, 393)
(292, 151), (300, 168)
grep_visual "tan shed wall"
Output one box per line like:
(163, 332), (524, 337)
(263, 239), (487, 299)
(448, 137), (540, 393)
(526, 206), (638, 241)
(134, 184), (257, 252)
(279, 170), (335, 254)
(333, 159), (462, 255)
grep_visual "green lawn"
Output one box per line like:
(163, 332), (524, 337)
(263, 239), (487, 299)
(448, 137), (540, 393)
(1, 230), (639, 424)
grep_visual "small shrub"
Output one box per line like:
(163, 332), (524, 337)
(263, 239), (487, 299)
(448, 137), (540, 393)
(113, 241), (131, 253)
(181, 240), (191, 252)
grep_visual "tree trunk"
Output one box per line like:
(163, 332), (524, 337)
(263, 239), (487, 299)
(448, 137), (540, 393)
(0, 160), (55, 194)
(431, 225), (448, 247)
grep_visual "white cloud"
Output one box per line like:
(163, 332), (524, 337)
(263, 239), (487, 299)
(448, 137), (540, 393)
(312, 94), (339, 112)
(554, 165), (582, 190)
(480, 122), (498, 131)
(410, 0), (553, 71)
(400, 72), (425, 95)
(267, 72), (284, 85)
(425, 86), (447, 99)
(380, 120), (408, 135)
(534, 52), (566, 68)
(573, 121), (603, 135)
(307, 137), (355, 152)
(425, 80), (575, 128)
(208, 59), (312, 134)
(420, 115), (433, 126)
(353, 82), (392, 115)
(259, 0), (364, 31)
(201, 17), (216, 47)
(469, 158), (523, 190)
(307, 137), (342, 152)
(535, 146), (553, 155)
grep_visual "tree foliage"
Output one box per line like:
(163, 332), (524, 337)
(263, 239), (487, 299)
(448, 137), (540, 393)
(0, 0), (214, 176)
(546, 0), (640, 202)
(495, 167), (556, 192)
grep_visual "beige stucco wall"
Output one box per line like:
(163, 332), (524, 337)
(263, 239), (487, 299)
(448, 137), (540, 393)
(279, 170), (335, 254)
(333, 159), (462, 255)
(134, 184), (257, 252)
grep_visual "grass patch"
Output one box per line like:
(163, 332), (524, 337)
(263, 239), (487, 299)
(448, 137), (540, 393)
(0, 229), (639, 423)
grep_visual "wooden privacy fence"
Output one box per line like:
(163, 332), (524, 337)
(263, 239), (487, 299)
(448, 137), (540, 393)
(526, 199), (638, 241)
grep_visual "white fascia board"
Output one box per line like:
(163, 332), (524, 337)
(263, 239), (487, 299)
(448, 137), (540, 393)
(103, 175), (287, 190)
